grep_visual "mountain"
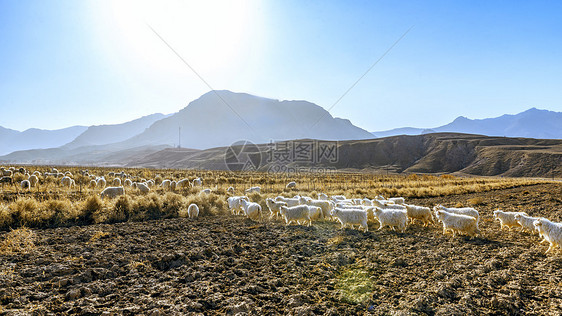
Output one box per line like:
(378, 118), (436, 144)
(371, 108), (562, 139)
(63, 113), (169, 149)
(0, 125), (88, 156)
(118, 90), (374, 149)
(126, 133), (562, 178)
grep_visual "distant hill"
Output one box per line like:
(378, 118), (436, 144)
(63, 113), (169, 149)
(126, 133), (562, 178)
(118, 90), (374, 149)
(372, 108), (562, 139)
(0, 125), (87, 156)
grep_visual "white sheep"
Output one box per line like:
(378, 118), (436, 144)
(275, 196), (300, 207)
(20, 180), (31, 190)
(96, 178), (107, 188)
(266, 198), (287, 219)
(176, 178), (191, 189)
(89, 179), (97, 188)
(192, 177), (202, 187)
(100, 186), (125, 199)
(227, 196), (249, 215)
(307, 205), (323, 221)
(161, 179), (171, 189)
(388, 197), (405, 204)
(330, 208), (368, 232)
(199, 188), (212, 195)
(245, 186), (261, 194)
(302, 198), (333, 219)
(372, 207), (407, 232)
(240, 199), (262, 221)
(136, 182), (150, 194)
(404, 204), (434, 226)
(279, 205), (312, 226)
(331, 195), (346, 201)
(170, 181), (177, 191)
(382, 202), (407, 210)
(317, 193), (328, 200)
(145, 179), (155, 188)
(435, 210), (480, 237)
(514, 213), (541, 235)
(187, 203), (200, 218)
(361, 198), (372, 206)
(123, 179), (132, 187)
(61, 176), (74, 188)
(112, 178), (122, 186)
(286, 181), (297, 189)
(493, 210), (527, 230)
(433, 205), (479, 225)
(28, 175), (38, 187)
(227, 186), (235, 194)
(534, 218), (562, 254)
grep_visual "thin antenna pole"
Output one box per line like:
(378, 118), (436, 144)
(178, 127), (181, 148)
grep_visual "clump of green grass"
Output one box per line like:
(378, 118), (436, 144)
(335, 265), (374, 304)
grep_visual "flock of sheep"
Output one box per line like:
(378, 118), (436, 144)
(229, 184), (562, 255)
(1, 166), (560, 254)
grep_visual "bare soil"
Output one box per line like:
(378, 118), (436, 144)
(1, 183), (562, 315)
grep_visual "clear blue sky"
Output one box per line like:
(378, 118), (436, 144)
(1, 0), (561, 132)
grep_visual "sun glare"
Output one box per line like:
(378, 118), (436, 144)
(100, 0), (259, 75)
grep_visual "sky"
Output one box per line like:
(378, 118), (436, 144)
(1, 0), (562, 132)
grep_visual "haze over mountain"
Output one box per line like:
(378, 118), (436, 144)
(118, 90), (374, 149)
(372, 108), (562, 139)
(0, 125), (87, 156)
(63, 113), (169, 149)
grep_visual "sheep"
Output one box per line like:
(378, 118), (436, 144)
(28, 175), (39, 187)
(534, 218), (562, 253)
(60, 176), (74, 188)
(286, 181), (297, 189)
(279, 205), (312, 226)
(145, 179), (155, 188)
(514, 213), (541, 235)
(112, 178), (122, 186)
(372, 207), (407, 232)
(404, 204), (434, 226)
(266, 198), (287, 219)
(89, 179), (97, 188)
(161, 179), (171, 189)
(245, 186), (261, 194)
(227, 186), (235, 194)
(240, 199), (262, 221)
(136, 182), (150, 194)
(100, 186), (125, 199)
(382, 203), (407, 210)
(493, 210), (527, 230)
(330, 208), (368, 232)
(434, 205), (479, 225)
(318, 193), (328, 200)
(170, 181), (177, 191)
(435, 210), (480, 238)
(187, 203), (200, 218)
(275, 196), (300, 207)
(176, 178), (191, 190)
(227, 196), (249, 215)
(20, 180), (31, 190)
(302, 198), (333, 219)
(331, 195), (346, 201)
(1, 169), (13, 177)
(124, 179), (133, 187)
(388, 197), (405, 204)
(199, 188), (212, 195)
(96, 178), (107, 188)
(307, 205), (324, 221)
(192, 177), (202, 187)
(361, 198), (373, 206)
(64, 171), (73, 177)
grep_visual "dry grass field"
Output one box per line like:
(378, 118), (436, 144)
(0, 166), (561, 314)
